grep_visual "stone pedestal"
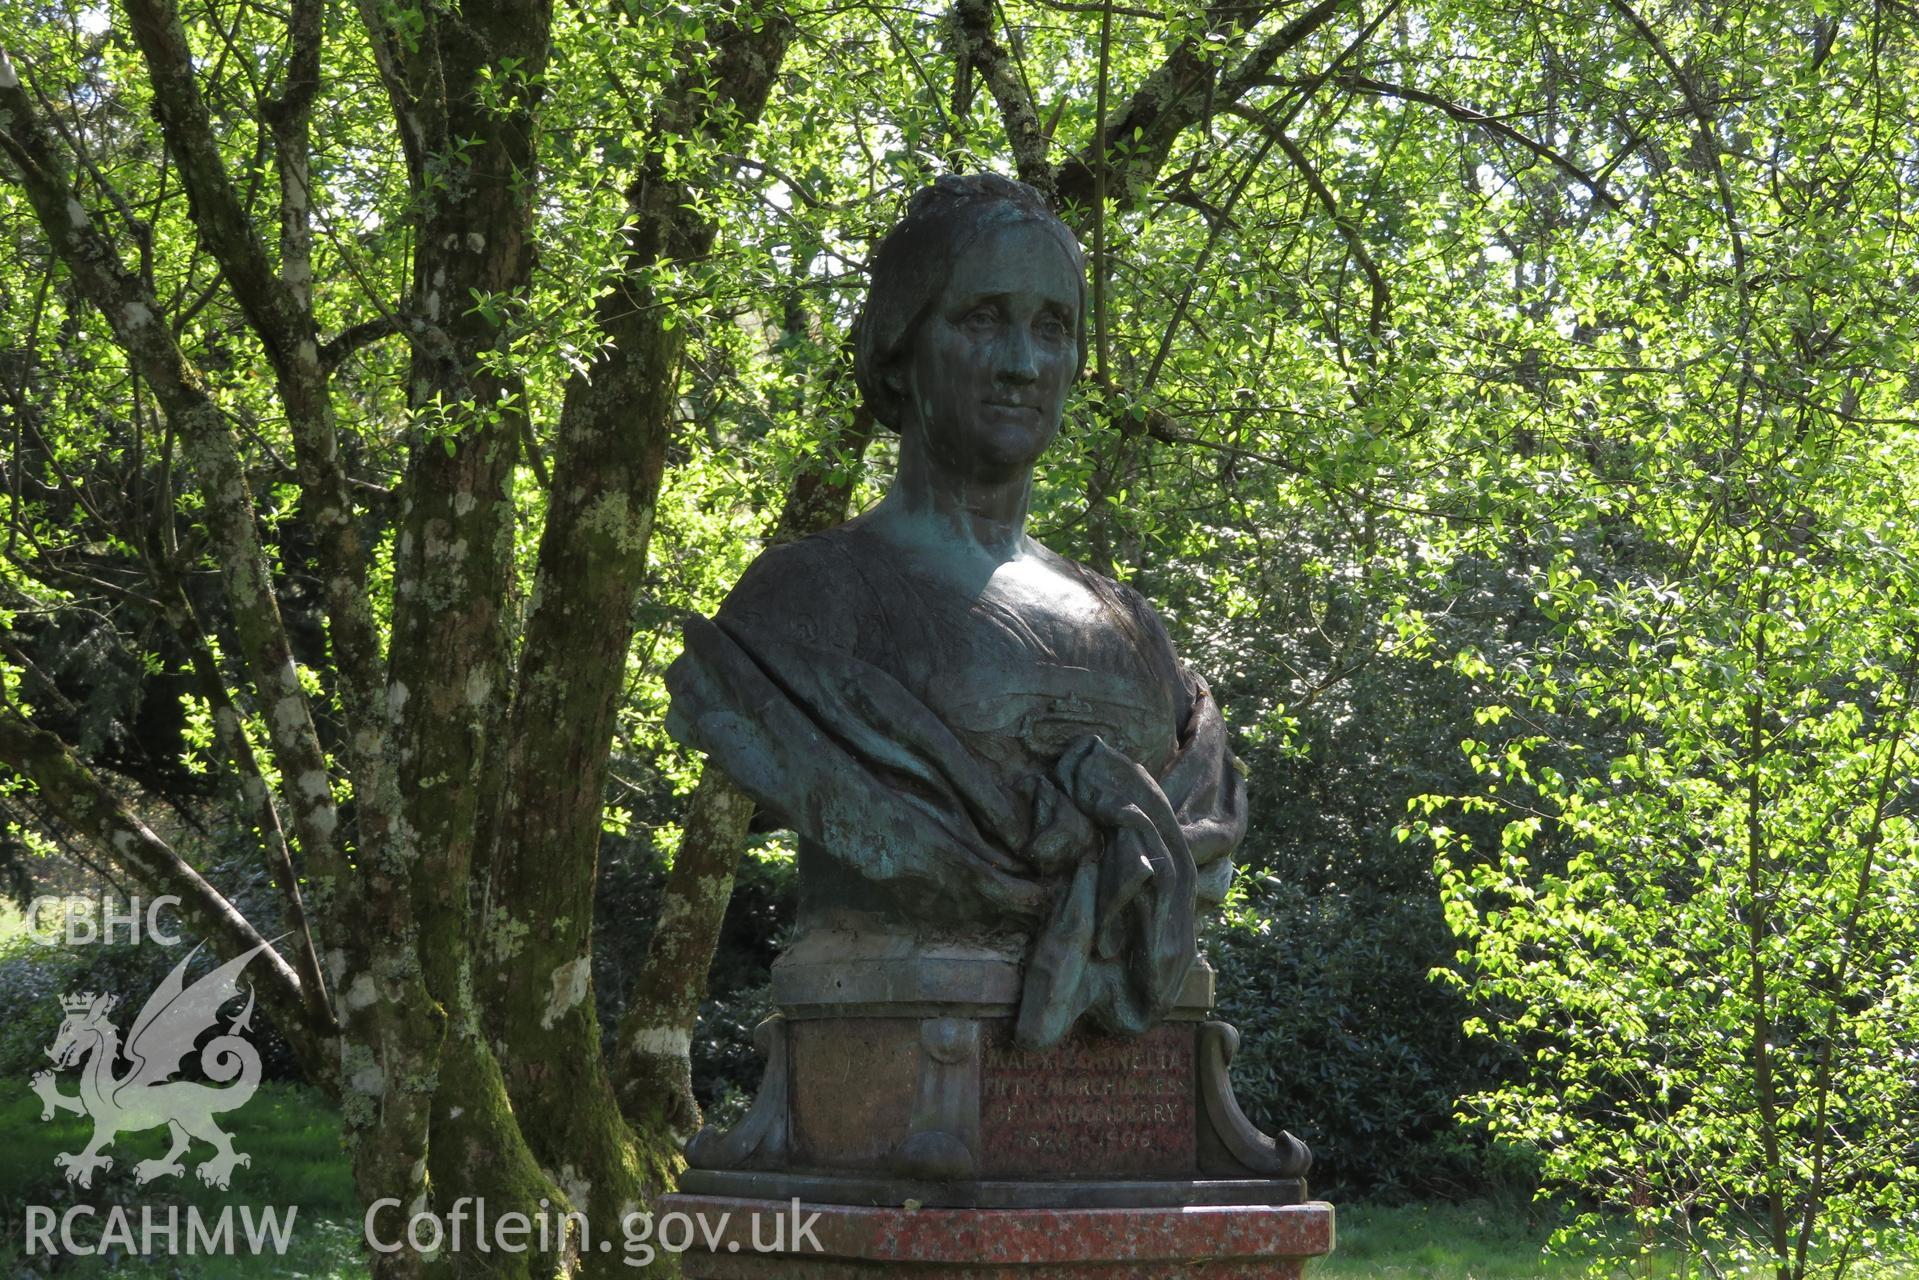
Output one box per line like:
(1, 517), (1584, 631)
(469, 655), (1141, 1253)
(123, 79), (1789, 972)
(683, 933), (1313, 1210)
(673, 929), (1330, 1272)
(661, 1195), (1335, 1278)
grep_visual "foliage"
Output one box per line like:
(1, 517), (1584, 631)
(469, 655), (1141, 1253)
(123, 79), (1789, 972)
(1195, 542), (1629, 1198)
(1421, 491), (1919, 1275)
(1212, 877), (1519, 1200)
(1399, 1), (1919, 1271)
(0, 0), (1915, 1272)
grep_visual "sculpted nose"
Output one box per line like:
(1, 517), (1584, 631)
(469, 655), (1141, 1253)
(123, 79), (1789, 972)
(996, 329), (1038, 385)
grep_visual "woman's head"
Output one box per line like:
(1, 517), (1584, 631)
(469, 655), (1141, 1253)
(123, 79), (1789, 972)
(853, 174), (1087, 433)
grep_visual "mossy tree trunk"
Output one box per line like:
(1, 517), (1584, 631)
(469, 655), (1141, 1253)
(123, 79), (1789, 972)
(0, 1), (787, 1275)
(0, 3), (1341, 1276)
(466, 14), (794, 1269)
(610, 405), (875, 1132)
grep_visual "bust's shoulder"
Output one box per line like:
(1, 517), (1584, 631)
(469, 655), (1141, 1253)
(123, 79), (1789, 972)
(712, 525), (875, 651)
(1028, 544), (1195, 710)
(1031, 545), (1173, 631)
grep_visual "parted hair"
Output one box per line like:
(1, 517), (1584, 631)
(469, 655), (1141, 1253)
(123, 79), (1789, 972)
(851, 174), (1088, 432)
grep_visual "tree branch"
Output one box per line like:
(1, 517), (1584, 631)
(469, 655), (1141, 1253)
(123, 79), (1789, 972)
(1055, 0), (1348, 211)
(0, 703), (315, 1046)
(120, 0), (389, 805)
(484, 3), (795, 1168)
(150, 557), (335, 1030)
(1235, 106), (1389, 347)
(319, 315), (403, 374)
(121, 0), (303, 369)
(1032, 0), (1163, 16)
(1793, 644), (1918, 1278)
(1141, 0), (1401, 396)
(0, 49), (347, 893)
(1275, 73), (1626, 211)
(21, 66), (153, 272)
(348, 0), (441, 187)
(948, 0), (1055, 198)
(1606, 0), (1741, 261)
(264, 0), (323, 313)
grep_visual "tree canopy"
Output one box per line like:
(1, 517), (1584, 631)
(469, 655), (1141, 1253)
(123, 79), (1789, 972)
(1, 0), (1914, 1274)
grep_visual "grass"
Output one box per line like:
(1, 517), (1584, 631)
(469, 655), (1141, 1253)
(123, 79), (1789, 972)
(3, 1066), (1914, 1278)
(1315, 1201), (1919, 1280)
(1316, 1200), (1590, 1280)
(10, 1216), (369, 1280)
(0, 1078), (356, 1210)
(1, 1077), (367, 1278)
(0, 895), (53, 945)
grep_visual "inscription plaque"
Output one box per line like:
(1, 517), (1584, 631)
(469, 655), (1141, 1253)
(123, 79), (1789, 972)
(978, 1023), (1195, 1177)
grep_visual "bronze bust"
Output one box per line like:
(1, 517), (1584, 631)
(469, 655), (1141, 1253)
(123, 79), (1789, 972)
(666, 175), (1304, 1203)
(668, 174), (1244, 1052)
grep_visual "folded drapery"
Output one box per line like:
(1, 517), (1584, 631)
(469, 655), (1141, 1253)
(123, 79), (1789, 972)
(667, 612), (1246, 1050)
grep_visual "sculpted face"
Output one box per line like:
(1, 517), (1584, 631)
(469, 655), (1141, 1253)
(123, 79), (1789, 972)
(896, 220), (1082, 482)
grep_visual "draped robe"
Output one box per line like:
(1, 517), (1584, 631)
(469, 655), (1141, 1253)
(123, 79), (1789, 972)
(666, 524), (1247, 1050)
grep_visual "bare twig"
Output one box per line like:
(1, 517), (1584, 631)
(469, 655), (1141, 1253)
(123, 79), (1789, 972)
(1267, 73), (1627, 211)
(1263, 118), (1389, 350)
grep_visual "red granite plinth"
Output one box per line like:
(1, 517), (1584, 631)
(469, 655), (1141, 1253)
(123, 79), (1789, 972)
(661, 1193), (1334, 1278)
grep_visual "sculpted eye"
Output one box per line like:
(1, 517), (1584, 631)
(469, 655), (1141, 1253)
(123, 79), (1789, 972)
(1036, 313), (1071, 341)
(962, 306), (999, 331)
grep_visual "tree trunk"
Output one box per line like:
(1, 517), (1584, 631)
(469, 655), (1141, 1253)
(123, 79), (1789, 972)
(464, 15), (795, 1273)
(612, 407), (877, 1127)
(614, 767), (759, 1132)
